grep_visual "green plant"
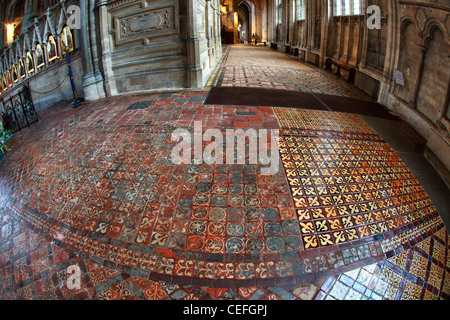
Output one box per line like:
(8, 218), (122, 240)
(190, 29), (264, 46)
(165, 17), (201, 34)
(0, 118), (12, 155)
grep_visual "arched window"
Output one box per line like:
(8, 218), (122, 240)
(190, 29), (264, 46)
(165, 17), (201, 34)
(335, 0), (343, 16)
(296, 0), (306, 21)
(334, 0), (361, 16)
(353, 0), (361, 15)
(344, 0), (351, 15)
(277, 0), (283, 24)
(5, 0), (26, 41)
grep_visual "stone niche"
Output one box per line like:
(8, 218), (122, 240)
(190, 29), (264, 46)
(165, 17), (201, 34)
(114, 5), (178, 45)
(355, 70), (380, 99)
(99, 0), (187, 95)
(388, 2), (450, 184)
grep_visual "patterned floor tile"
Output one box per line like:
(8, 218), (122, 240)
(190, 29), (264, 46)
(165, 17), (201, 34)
(274, 107), (441, 255)
(210, 45), (371, 101)
(0, 45), (448, 300)
(316, 226), (450, 300)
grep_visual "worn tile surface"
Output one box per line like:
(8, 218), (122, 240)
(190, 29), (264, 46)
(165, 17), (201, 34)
(209, 45), (371, 101)
(0, 45), (448, 300)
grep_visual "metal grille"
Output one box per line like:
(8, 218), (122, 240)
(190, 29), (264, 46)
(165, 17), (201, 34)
(1, 86), (39, 132)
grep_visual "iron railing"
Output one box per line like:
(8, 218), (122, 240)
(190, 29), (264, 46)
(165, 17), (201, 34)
(1, 86), (39, 132)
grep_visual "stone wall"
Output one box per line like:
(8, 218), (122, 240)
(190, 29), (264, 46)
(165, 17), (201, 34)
(26, 52), (83, 112)
(270, 0), (450, 182)
(1, 52), (84, 113)
(1, 0), (223, 104)
(0, 0), (84, 112)
(386, 1), (450, 182)
(96, 0), (222, 97)
(196, 0), (223, 85)
(97, 0), (187, 96)
(1, 0), (448, 181)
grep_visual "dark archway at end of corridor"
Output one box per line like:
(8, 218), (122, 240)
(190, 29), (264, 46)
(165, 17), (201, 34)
(238, 2), (250, 44)
(237, 1), (256, 44)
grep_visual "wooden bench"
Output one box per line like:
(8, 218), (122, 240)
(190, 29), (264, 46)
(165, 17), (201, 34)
(286, 47), (299, 56)
(325, 58), (356, 85)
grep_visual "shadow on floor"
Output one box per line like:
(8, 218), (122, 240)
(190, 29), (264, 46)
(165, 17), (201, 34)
(206, 86), (398, 120)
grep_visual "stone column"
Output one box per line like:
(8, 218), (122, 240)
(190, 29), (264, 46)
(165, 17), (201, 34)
(288, 0), (295, 46)
(437, 77), (450, 125)
(186, 0), (203, 88)
(334, 17), (342, 59)
(80, 0), (106, 101)
(378, 0), (399, 106)
(411, 45), (427, 108)
(281, 0), (287, 44)
(97, 1), (118, 97)
(268, 0), (275, 43)
(306, 0), (313, 50)
(79, 0), (94, 95)
(348, 16), (361, 66)
(319, 0), (329, 66)
(261, 0), (268, 43)
(340, 17), (350, 62)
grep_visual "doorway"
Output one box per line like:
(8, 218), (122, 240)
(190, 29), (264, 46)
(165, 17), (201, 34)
(238, 2), (251, 44)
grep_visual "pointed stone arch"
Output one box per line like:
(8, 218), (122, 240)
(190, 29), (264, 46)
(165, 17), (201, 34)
(13, 40), (22, 63)
(22, 33), (32, 57)
(31, 19), (43, 50)
(420, 18), (450, 48)
(43, 9), (57, 44)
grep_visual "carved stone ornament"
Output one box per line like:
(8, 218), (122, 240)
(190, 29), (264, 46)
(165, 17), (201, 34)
(112, 3), (179, 46)
(334, 16), (341, 26)
(120, 8), (173, 38)
(351, 16), (360, 27)
(343, 17), (349, 26)
(415, 8), (427, 32)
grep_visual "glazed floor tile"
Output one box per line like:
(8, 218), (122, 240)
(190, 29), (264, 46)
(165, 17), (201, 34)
(316, 228), (450, 300)
(274, 107), (442, 254)
(0, 47), (449, 299)
(210, 45), (371, 101)
(1, 92), (448, 300)
(0, 214), (325, 300)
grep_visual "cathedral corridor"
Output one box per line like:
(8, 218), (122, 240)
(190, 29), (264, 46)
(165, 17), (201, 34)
(209, 45), (370, 100)
(0, 43), (449, 303)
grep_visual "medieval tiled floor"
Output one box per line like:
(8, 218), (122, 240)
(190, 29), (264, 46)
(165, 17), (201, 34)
(207, 45), (372, 101)
(0, 45), (449, 300)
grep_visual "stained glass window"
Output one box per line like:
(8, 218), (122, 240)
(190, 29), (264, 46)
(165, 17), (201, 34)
(296, 0), (306, 21)
(277, 0), (283, 24)
(334, 0), (362, 16)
